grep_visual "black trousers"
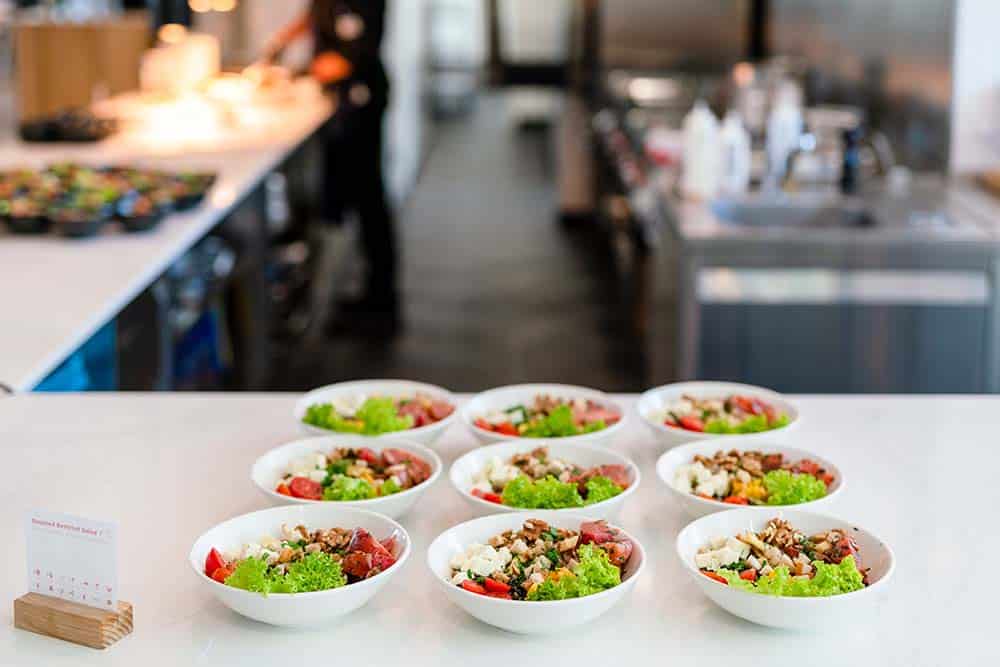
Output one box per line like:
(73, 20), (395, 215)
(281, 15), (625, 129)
(322, 98), (398, 303)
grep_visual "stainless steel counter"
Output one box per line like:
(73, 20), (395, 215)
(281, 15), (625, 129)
(653, 179), (1000, 392)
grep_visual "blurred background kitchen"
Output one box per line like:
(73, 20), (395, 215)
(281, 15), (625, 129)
(1, 0), (999, 394)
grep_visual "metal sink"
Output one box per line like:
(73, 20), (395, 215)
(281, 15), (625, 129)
(710, 192), (954, 230)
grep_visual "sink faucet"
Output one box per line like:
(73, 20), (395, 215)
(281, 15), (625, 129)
(781, 126), (896, 195)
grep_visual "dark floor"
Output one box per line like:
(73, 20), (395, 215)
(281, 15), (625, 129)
(269, 93), (648, 393)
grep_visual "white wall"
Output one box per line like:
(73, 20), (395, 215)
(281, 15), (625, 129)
(951, 0), (1000, 173)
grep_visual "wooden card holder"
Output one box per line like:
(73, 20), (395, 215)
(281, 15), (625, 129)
(13, 593), (133, 650)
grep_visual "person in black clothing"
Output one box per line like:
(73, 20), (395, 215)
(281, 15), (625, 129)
(265, 1), (398, 328)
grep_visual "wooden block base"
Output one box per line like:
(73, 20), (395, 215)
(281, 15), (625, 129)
(13, 593), (133, 650)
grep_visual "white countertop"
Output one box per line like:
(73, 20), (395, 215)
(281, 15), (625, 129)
(0, 393), (994, 665)
(0, 94), (332, 391)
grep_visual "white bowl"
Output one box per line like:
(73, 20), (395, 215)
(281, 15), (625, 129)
(295, 379), (457, 445)
(637, 381), (800, 449)
(426, 511), (645, 634)
(449, 441), (640, 519)
(251, 436), (443, 519)
(189, 505), (411, 627)
(656, 439), (843, 518)
(461, 383), (627, 447)
(676, 508), (894, 630)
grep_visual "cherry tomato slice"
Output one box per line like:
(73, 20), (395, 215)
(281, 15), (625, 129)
(204, 548), (227, 577)
(486, 591), (512, 599)
(722, 495), (749, 505)
(275, 483), (292, 497)
(471, 488), (503, 504)
(483, 578), (510, 594)
(460, 580), (487, 595)
(739, 568), (758, 582)
(678, 416), (705, 432)
(495, 422), (519, 437)
(289, 476), (323, 500)
(357, 448), (382, 467)
(701, 571), (728, 585)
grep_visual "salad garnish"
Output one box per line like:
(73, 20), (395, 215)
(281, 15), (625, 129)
(659, 394), (789, 434)
(469, 446), (630, 508)
(673, 449), (833, 505)
(448, 519), (633, 601)
(303, 394), (454, 435)
(276, 446), (433, 501)
(204, 523), (399, 595)
(474, 395), (620, 438)
(696, 517), (868, 597)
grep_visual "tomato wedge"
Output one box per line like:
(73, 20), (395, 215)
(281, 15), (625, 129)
(471, 488), (503, 504)
(701, 571), (728, 585)
(210, 565), (234, 584)
(289, 476), (323, 500)
(474, 418), (492, 431)
(678, 416), (705, 432)
(486, 591), (512, 600)
(275, 483), (292, 497)
(460, 580), (487, 595)
(357, 448), (382, 467)
(739, 568), (758, 582)
(483, 578), (510, 594)
(722, 495), (749, 505)
(495, 422), (519, 436)
(204, 548), (227, 577)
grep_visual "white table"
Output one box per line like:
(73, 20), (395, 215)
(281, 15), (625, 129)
(0, 393), (994, 665)
(0, 95), (332, 391)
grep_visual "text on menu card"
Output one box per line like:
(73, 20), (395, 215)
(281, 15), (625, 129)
(25, 510), (118, 611)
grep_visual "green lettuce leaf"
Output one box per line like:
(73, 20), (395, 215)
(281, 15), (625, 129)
(501, 475), (584, 509)
(303, 397), (413, 435)
(717, 556), (865, 597)
(763, 469), (827, 505)
(379, 477), (403, 496)
(583, 475), (624, 505)
(323, 475), (376, 501)
(223, 557), (270, 593)
(705, 413), (790, 435)
(518, 405), (608, 438)
(225, 553), (346, 595)
(526, 544), (622, 601)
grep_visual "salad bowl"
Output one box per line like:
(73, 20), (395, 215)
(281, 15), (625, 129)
(252, 436), (443, 519)
(189, 505), (411, 627)
(427, 511), (645, 634)
(449, 441), (640, 519)
(461, 383), (627, 447)
(637, 381), (799, 449)
(656, 439), (843, 518)
(676, 508), (894, 630)
(295, 379), (457, 444)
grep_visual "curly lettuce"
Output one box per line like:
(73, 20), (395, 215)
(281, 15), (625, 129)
(526, 544), (622, 601)
(500, 474), (623, 509)
(704, 414), (790, 435)
(763, 469), (827, 505)
(519, 405), (607, 438)
(323, 475), (377, 501)
(501, 475), (583, 509)
(584, 476), (625, 505)
(717, 556), (864, 597)
(224, 553), (347, 595)
(303, 397), (413, 435)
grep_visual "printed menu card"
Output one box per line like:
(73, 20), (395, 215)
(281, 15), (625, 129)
(25, 510), (118, 610)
